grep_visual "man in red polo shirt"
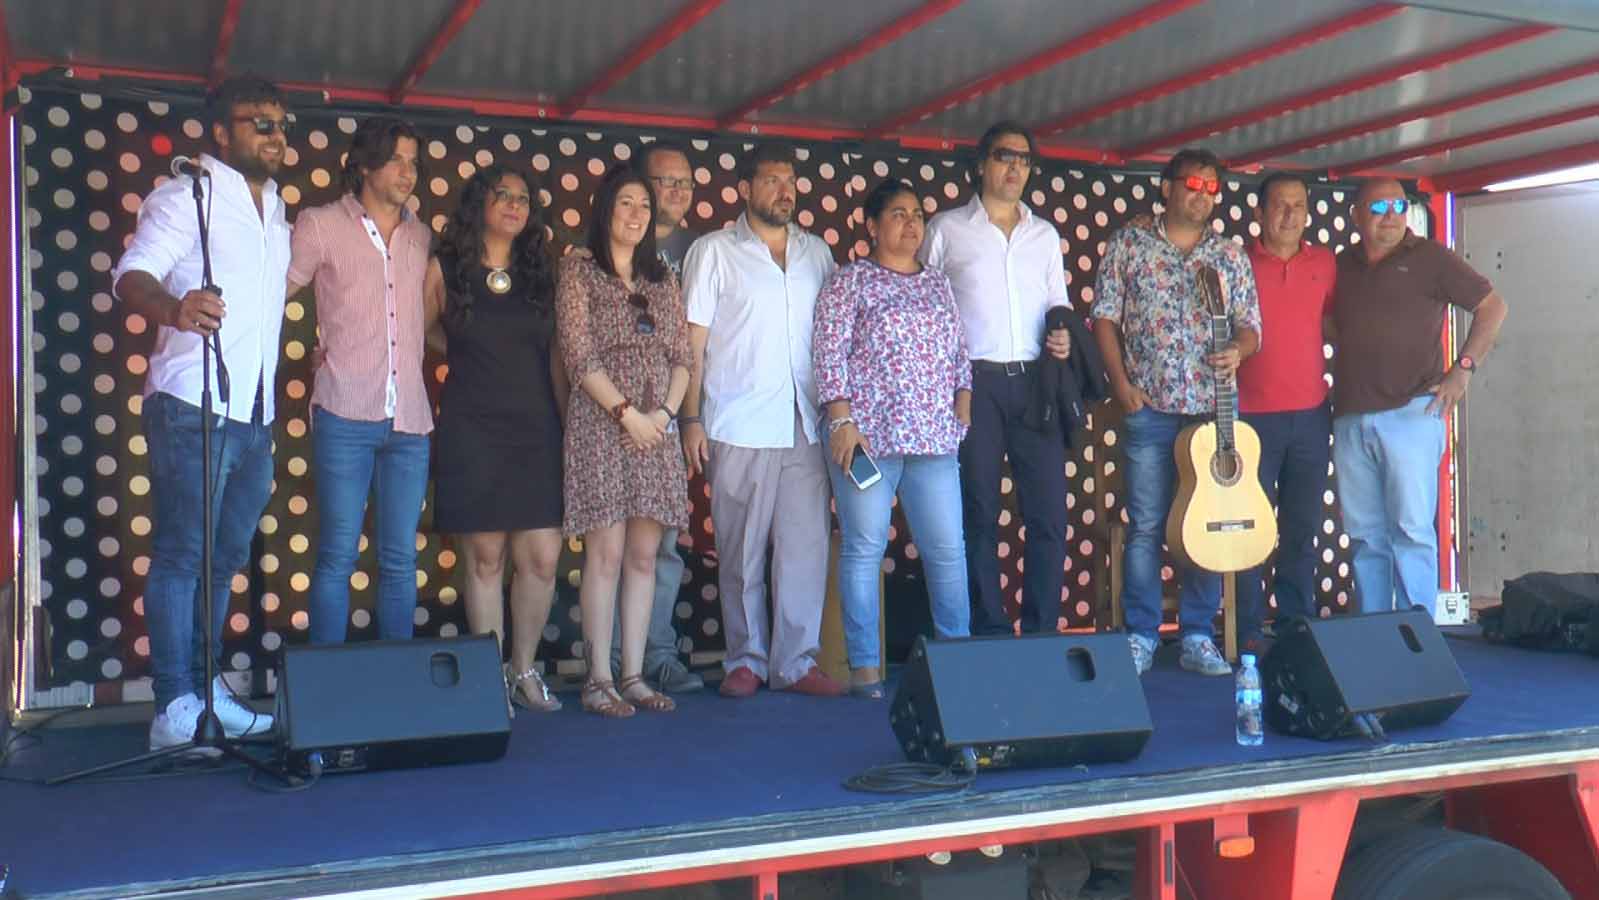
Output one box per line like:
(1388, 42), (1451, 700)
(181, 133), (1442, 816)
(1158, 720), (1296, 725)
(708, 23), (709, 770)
(1235, 173), (1336, 646)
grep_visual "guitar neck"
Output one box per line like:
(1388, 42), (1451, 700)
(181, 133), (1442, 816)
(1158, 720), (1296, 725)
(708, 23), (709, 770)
(1209, 312), (1236, 451)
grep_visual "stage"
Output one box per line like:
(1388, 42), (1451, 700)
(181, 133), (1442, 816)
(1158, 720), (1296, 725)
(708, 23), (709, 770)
(2, 631), (1597, 899)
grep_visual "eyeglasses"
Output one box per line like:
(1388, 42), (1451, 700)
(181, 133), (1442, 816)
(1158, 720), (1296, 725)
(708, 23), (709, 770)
(1366, 198), (1410, 216)
(233, 116), (294, 137)
(988, 148), (1032, 168)
(1183, 175), (1222, 196)
(627, 292), (656, 335)
(648, 175), (694, 192)
(491, 188), (532, 209)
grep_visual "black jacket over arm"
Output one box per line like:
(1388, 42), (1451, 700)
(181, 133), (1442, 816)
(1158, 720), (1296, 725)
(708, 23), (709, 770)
(1023, 305), (1109, 449)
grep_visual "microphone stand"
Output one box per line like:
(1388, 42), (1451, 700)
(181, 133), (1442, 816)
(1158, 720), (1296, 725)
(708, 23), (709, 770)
(51, 168), (291, 786)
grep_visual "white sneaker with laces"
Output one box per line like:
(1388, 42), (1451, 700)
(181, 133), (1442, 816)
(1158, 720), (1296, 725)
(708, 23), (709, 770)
(209, 675), (274, 738)
(148, 693), (222, 757)
(1179, 635), (1233, 676)
(1127, 634), (1155, 676)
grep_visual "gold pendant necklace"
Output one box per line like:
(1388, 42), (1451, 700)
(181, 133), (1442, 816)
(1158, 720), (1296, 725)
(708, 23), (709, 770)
(485, 266), (512, 295)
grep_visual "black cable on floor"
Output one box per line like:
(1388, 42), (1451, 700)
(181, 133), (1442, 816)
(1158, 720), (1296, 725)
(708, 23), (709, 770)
(842, 762), (975, 794)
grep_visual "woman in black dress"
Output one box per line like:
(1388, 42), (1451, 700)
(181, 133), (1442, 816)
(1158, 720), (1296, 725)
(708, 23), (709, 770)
(424, 164), (566, 712)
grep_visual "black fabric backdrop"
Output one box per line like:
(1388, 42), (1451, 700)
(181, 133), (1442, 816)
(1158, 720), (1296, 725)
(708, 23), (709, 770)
(19, 85), (1364, 691)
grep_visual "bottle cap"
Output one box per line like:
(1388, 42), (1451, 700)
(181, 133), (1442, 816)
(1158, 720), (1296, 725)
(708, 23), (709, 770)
(1241, 653), (1255, 665)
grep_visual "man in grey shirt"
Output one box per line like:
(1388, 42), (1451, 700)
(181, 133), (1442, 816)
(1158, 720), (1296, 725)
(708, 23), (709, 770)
(608, 139), (705, 692)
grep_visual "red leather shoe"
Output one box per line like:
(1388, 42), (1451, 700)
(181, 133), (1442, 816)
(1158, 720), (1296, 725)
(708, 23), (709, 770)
(785, 666), (847, 697)
(719, 666), (762, 698)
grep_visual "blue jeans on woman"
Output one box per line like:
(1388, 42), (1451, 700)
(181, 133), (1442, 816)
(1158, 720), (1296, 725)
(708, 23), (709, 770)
(827, 452), (970, 669)
(1121, 406), (1223, 642)
(143, 392), (274, 711)
(1332, 395), (1445, 616)
(309, 406), (430, 643)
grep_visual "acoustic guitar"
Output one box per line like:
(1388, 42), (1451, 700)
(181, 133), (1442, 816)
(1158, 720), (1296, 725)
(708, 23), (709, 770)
(1166, 265), (1277, 573)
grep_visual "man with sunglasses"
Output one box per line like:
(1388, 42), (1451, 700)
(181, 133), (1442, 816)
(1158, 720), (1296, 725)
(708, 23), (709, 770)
(1330, 179), (1506, 617)
(920, 121), (1074, 638)
(681, 143), (843, 698)
(1234, 172), (1336, 648)
(605, 140), (706, 695)
(112, 75), (290, 750)
(288, 116), (433, 644)
(1092, 148), (1262, 677)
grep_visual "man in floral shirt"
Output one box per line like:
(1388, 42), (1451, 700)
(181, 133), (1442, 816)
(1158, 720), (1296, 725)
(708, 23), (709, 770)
(1091, 148), (1262, 677)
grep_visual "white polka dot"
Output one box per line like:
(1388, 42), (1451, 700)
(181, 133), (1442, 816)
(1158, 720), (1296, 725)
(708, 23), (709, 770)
(48, 107), (72, 127)
(458, 125), (477, 143)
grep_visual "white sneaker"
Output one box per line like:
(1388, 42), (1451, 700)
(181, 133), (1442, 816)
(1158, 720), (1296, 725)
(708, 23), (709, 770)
(148, 693), (222, 757)
(1128, 634), (1156, 676)
(1179, 635), (1233, 677)
(209, 676), (275, 738)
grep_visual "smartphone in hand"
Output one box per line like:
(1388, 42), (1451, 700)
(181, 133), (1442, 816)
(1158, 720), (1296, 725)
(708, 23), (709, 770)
(848, 447), (883, 490)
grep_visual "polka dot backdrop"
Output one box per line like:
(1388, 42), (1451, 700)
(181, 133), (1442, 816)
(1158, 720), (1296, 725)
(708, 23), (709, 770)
(20, 85), (1362, 693)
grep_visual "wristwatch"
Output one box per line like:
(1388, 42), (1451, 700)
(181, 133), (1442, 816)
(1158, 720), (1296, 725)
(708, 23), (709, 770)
(1455, 355), (1477, 373)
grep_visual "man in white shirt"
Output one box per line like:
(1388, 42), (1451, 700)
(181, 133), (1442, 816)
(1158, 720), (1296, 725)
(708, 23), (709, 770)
(921, 122), (1073, 637)
(112, 76), (291, 751)
(680, 143), (843, 698)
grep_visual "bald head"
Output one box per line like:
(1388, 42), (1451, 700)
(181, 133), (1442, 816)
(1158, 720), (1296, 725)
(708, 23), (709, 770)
(1355, 177), (1405, 206)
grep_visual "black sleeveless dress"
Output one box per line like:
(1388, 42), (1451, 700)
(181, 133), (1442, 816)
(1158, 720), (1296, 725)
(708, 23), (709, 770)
(433, 255), (564, 533)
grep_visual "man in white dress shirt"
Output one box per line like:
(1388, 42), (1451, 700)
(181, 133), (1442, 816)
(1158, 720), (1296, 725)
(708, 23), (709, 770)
(680, 143), (844, 698)
(112, 76), (291, 750)
(921, 121), (1073, 636)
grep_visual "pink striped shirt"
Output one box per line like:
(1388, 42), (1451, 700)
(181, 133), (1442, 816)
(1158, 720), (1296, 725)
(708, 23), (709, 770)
(288, 194), (433, 434)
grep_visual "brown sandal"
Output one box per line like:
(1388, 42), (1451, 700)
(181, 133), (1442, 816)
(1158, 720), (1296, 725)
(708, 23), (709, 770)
(618, 674), (676, 713)
(581, 678), (635, 718)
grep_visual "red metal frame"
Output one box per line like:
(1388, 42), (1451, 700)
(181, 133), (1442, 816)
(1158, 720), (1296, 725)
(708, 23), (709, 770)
(389, 0), (483, 105)
(1033, 4), (1403, 140)
(1119, 24), (1556, 159)
(557, 0), (727, 118)
(0, 2), (15, 98)
(866, 0), (1206, 138)
(1231, 55), (1599, 168)
(1336, 100), (1599, 176)
(1429, 192), (1457, 592)
(1433, 137), (1599, 193)
(716, 0), (965, 132)
(208, 0), (245, 87)
(0, 42), (13, 586)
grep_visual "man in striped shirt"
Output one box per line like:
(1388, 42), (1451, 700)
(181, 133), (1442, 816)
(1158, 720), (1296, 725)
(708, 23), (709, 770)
(288, 117), (433, 644)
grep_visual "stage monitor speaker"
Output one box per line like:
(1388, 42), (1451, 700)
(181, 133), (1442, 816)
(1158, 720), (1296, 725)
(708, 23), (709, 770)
(1262, 608), (1470, 741)
(889, 633), (1152, 770)
(276, 635), (510, 775)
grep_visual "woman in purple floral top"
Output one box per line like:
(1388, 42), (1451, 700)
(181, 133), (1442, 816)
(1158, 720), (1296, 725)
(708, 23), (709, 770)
(812, 178), (973, 699)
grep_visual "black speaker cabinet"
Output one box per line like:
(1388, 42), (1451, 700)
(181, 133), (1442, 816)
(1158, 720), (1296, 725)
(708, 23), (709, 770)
(1262, 609), (1470, 741)
(276, 635), (511, 775)
(889, 633), (1152, 770)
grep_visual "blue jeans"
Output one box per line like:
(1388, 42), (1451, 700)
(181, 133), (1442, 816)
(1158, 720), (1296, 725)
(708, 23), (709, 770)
(1333, 395), (1445, 616)
(1236, 404), (1332, 640)
(309, 407), (430, 643)
(143, 392), (274, 711)
(827, 453), (969, 669)
(1121, 406), (1223, 642)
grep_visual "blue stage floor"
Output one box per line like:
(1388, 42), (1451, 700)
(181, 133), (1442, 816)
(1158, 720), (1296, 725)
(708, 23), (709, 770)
(3, 633), (1597, 898)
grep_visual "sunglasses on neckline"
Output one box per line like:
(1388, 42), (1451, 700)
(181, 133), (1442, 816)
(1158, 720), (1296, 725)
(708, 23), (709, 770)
(1183, 174), (1222, 196)
(627, 292), (656, 335)
(1367, 198), (1411, 216)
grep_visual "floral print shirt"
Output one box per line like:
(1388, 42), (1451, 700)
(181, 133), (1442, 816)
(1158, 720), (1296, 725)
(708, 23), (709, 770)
(812, 259), (972, 457)
(1091, 219), (1262, 415)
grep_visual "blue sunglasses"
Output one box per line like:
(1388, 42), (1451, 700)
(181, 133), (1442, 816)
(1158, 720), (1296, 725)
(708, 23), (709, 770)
(1367, 198), (1410, 216)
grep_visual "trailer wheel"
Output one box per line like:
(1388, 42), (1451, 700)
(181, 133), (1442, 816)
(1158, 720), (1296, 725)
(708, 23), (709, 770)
(1334, 826), (1569, 900)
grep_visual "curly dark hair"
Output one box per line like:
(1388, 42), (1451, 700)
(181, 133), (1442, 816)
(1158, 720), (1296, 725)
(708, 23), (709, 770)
(436, 164), (556, 328)
(585, 163), (668, 284)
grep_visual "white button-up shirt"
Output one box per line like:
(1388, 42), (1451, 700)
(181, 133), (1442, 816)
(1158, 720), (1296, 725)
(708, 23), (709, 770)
(683, 214), (837, 449)
(112, 155), (291, 424)
(920, 195), (1069, 363)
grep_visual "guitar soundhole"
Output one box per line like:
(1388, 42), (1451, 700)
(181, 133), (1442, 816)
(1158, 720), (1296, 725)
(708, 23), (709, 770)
(1210, 449), (1242, 487)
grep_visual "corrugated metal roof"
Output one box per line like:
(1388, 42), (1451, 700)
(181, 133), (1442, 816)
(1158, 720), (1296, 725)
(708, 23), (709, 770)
(4, 0), (1597, 191)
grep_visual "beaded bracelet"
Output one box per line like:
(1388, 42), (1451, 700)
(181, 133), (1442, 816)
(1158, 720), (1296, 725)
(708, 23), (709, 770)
(609, 399), (632, 423)
(827, 416), (855, 434)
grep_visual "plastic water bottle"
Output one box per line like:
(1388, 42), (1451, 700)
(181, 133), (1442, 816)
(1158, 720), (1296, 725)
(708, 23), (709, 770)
(1235, 653), (1264, 747)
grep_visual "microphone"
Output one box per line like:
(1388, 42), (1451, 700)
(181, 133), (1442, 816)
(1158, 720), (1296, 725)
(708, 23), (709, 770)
(171, 156), (209, 178)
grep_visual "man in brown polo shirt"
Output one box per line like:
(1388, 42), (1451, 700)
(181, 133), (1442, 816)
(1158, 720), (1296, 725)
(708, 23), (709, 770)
(1330, 178), (1507, 616)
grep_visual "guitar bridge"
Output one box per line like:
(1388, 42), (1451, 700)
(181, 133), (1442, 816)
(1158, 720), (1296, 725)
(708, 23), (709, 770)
(1205, 519), (1256, 533)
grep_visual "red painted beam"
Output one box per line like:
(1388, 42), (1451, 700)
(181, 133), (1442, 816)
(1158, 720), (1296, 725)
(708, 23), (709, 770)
(0, 1), (16, 95)
(208, 0), (245, 87)
(1120, 23), (1556, 159)
(1433, 137), (1599, 193)
(1335, 100), (1599, 176)
(717, 0), (966, 131)
(390, 0), (483, 105)
(867, 0), (1207, 138)
(1233, 55), (1599, 168)
(1034, 4), (1403, 140)
(558, 0), (726, 117)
